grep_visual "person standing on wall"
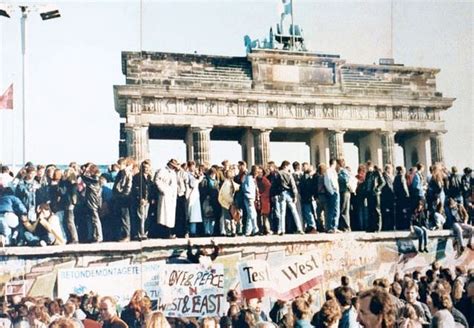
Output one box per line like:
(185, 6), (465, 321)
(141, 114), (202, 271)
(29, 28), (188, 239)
(276, 160), (304, 235)
(80, 163), (103, 243)
(394, 166), (411, 230)
(337, 158), (351, 232)
(154, 159), (180, 239)
(130, 160), (153, 241)
(324, 159), (340, 233)
(112, 158), (134, 242)
(364, 161), (386, 232)
(381, 164), (395, 231)
(242, 165), (259, 236)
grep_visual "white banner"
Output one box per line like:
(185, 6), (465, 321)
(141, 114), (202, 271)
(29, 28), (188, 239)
(273, 252), (323, 300)
(238, 252), (323, 301)
(237, 259), (272, 299)
(156, 264), (225, 317)
(58, 262), (225, 317)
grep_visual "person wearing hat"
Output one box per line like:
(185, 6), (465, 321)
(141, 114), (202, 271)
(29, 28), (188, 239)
(154, 159), (180, 238)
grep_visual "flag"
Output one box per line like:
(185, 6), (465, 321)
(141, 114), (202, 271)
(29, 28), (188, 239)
(0, 84), (13, 110)
(280, 0), (292, 16)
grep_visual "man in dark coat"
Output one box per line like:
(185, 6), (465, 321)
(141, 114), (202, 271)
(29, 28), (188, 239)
(381, 164), (395, 231)
(363, 161), (386, 232)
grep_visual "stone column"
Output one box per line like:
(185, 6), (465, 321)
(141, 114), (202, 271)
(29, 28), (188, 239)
(185, 129), (193, 162)
(309, 131), (330, 166)
(402, 132), (430, 168)
(124, 124), (150, 162)
(381, 131), (396, 166)
(357, 131), (387, 166)
(328, 129), (345, 160)
(253, 129), (271, 165)
(190, 126), (212, 165)
(430, 131), (445, 164)
(240, 129), (255, 166)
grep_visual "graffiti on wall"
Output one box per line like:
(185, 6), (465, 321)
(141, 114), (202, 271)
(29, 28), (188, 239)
(0, 235), (472, 305)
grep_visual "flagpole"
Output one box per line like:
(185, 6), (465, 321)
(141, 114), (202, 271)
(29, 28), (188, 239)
(291, 0), (295, 51)
(140, 0), (143, 52)
(390, 0), (394, 59)
(21, 6), (27, 166)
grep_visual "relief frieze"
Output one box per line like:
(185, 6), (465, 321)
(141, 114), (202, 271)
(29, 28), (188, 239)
(130, 97), (440, 122)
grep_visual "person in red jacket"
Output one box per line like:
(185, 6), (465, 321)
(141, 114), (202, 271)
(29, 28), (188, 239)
(256, 166), (272, 235)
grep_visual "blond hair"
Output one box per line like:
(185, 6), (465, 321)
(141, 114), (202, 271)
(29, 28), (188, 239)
(145, 312), (170, 328)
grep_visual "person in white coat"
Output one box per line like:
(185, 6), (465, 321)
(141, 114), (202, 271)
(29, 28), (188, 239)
(186, 161), (203, 237)
(154, 159), (180, 238)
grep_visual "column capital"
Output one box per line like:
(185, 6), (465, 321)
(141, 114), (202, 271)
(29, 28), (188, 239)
(328, 128), (347, 133)
(328, 129), (347, 137)
(124, 123), (150, 130)
(379, 130), (397, 137)
(429, 130), (447, 136)
(190, 125), (212, 132)
(252, 128), (272, 134)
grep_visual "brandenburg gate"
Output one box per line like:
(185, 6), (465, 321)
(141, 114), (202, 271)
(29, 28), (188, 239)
(114, 45), (453, 168)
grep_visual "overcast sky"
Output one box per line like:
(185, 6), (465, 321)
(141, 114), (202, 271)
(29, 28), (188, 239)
(0, 0), (472, 170)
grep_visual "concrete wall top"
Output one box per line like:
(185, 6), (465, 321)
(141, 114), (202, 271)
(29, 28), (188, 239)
(0, 230), (455, 258)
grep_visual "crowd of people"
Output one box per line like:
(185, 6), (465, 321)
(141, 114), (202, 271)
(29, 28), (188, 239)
(0, 158), (472, 249)
(0, 262), (472, 327)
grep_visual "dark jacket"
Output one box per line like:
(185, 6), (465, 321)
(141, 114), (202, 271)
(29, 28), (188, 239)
(15, 180), (38, 211)
(364, 169), (386, 196)
(61, 180), (78, 208)
(131, 173), (153, 203)
(48, 183), (64, 213)
(381, 172), (395, 207)
(81, 175), (102, 210)
(394, 174), (410, 202)
(113, 170), (133, 201)
(447, 173), (463, 198)
(268, 171), (283, 198)
(299, 173), (316, 203)
(411, 209), (428, 228)
(120, 307), (142, 328)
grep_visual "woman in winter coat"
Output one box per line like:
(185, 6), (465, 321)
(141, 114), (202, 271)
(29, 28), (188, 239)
(256, 166), (272, 235)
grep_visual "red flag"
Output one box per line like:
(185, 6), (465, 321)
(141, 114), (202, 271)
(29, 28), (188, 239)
(0, 84), (13, 110)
